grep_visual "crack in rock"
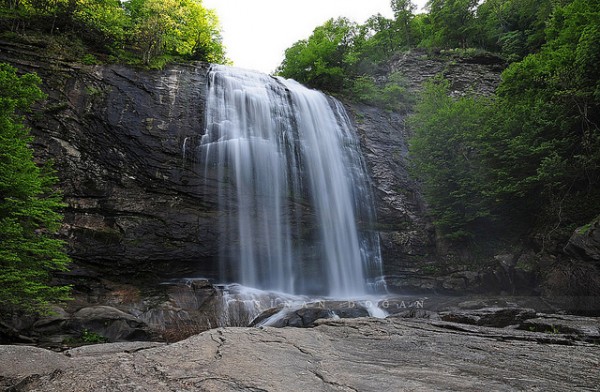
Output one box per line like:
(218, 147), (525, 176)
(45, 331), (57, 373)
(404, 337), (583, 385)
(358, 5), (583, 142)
(209, 329), (226, 360)
(313, 370), (359, 392)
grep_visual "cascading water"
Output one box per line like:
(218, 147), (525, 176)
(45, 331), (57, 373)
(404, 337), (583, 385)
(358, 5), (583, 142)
(200, 65), (382, 301)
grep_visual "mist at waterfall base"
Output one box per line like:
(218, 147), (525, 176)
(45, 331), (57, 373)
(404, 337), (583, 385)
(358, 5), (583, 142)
(196, 65), (388, 325)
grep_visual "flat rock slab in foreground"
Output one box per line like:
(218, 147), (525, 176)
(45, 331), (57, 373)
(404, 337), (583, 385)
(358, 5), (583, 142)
(1, 318), (598, 391)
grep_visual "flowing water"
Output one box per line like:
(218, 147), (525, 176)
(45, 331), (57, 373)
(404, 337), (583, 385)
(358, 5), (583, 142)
(199, 65), (383, 321)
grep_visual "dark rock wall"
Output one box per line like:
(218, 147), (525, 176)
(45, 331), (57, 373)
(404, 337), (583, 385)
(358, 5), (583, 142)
(0, 41), (507, 291)
(347, 103), (436, 274)
(348, 52), (506, 292)
(1, 41), (218, 279)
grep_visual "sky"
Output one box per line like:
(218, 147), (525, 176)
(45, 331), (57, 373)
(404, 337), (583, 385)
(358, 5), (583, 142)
(202, 0), (428, 74)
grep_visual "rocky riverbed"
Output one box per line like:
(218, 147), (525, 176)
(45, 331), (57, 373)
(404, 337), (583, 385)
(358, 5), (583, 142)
(2, 316), (598, 391)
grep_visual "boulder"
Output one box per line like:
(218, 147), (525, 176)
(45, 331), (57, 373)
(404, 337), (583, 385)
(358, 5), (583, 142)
(251, 301), (371, 328)
(389, 49), (505, 96)
(0, 345), (71, 382)
(0, 40), (523, 301)
(0, 41), (219, 280)
(439, 307), (537, 328)
(69, 306), (150, 342)
(348, 103), (438, 275)
(565, 216), (600, 263)
(520, 314), (600, 342)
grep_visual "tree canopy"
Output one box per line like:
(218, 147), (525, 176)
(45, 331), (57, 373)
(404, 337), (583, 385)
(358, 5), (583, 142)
(278, 0), (600, 250)
(277, 17), (358, 92)
(409, 77), (493, 240)
(409, 0), (600, 242)
(276, 0), (578, 101)
(0, 0), (228, 66)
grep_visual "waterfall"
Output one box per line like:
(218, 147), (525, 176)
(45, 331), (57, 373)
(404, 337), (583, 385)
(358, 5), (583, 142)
(200, 65), (381, 298)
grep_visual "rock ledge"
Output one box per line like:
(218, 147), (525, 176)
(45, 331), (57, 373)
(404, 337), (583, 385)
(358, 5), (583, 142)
(2, 317), (598, 391)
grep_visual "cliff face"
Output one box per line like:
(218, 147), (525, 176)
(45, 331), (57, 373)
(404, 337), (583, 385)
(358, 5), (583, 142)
(348, 51), (508, 292)
(346, 103), (436, 275)
(389, 50), (504, 96)
(1, 41), (219, 280)
(0, 41), (507, 292)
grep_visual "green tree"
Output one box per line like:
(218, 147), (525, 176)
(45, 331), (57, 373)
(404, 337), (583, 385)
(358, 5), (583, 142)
(351, 1), (417, 70)
(71, 0), (129, 50)
(350, 72), (412, 112)
(391, 0), (417, 47)
(177, 0), (225, 62)
(481, 0), (600, 234)
(358, 14), (397, 64)
(409, 0), (600, 242)
(1, 0), (227, 66)
(476, 0), (552, 60)
(0, 63), (71, 313)
(277, 17), (358, 92)
(125, 0), (226, 65)
(424, 0), (478, 48)
(409, 77), (494, 240)
(125, 0), (180, 64)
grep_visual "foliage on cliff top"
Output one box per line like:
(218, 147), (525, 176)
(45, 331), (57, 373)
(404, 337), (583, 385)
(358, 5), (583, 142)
(279, 0), (600, 252)
(409, 0), (600, 243)
(0, 63), (71, 314)
(276, 0), (551, 102)
(0, 0), (228, 68)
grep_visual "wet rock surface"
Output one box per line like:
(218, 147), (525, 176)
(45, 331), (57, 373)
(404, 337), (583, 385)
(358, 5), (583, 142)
(2, 317), (599, 392)
(347, 102), (435, 272)
(250, 301), (372, 328)
(0, 40), (218, 280)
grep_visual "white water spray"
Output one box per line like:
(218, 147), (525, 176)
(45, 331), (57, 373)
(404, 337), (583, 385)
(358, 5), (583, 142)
(201, 65), (382, 298)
